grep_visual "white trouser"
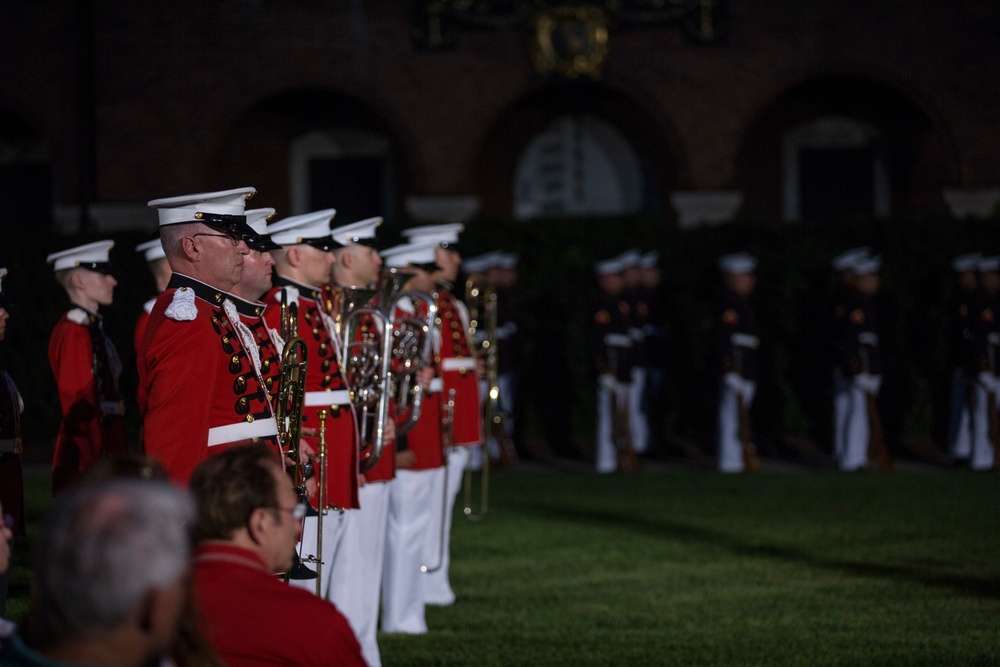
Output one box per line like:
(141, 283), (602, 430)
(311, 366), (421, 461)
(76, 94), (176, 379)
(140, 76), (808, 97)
(330, 481), (392, 667)
(832, 369), (850, 463)
(947, 368), (973, 459)
(381, 469), (434, 634)
(423, 446), (470, 605)
(595, 377), (628, 473)
(970, 380), (997, 471)
(717, 378), (756, 473)
(838, 381), (878, 471)
(290, 509), (347, 599)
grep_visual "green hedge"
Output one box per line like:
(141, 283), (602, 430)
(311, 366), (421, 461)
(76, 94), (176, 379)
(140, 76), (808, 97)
(4, 214), (998, 464)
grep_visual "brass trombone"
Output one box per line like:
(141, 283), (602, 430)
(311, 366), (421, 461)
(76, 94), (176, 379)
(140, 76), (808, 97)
(462, 272), (501, 521)
(275, 291), (322, 584)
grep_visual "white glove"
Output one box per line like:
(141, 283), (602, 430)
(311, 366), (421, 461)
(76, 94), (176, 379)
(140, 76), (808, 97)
(853, 372), (882, 394)
(723, 372), (756, 402)
(978, 371), (1000, 394)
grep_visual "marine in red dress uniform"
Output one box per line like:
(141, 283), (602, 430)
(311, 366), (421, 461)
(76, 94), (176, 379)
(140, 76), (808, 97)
(46, 241), (128, 495)
(0, 269), (23, 542)
(133, 238), (171, 355)
(263, 209), (359, 598)
(400, 224), (481, 607)
(139, 187), (280, 485)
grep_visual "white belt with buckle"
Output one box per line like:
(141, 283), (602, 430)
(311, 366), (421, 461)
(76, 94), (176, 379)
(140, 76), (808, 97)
(441, 357), (476, 372)
(208, 417), (279, 447)
(429, 377), (444, 392)
(304, 390), (352, 407)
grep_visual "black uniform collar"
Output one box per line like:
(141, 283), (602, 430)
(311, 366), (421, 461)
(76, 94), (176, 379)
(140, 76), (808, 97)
(168, 273), (230, 307)
(227, 292), (266, 317)
(272, 275), (322, 302)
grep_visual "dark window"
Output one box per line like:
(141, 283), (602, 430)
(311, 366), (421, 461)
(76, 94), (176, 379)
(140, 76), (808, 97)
(799, 147), (874, 224)
(309, 157), (386, 223)
(0, 162), (51, 230)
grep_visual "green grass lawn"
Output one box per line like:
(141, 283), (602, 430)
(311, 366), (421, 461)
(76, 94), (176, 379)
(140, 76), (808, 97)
(7, 465), (1000, 666)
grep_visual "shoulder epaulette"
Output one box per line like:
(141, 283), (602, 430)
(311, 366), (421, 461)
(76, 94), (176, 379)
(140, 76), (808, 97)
(165, 287), (198, 322)
(66, 308), (90, 325)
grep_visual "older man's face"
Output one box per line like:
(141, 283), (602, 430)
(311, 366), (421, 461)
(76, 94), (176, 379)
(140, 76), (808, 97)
(191, 225), (251, 291)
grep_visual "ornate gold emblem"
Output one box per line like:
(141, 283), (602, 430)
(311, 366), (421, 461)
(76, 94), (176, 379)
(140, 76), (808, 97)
(531, 7), (609, 80)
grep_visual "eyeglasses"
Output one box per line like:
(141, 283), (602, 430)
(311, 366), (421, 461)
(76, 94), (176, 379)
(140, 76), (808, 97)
(192, 232), (246, 247)
(274, 503), (307, 521)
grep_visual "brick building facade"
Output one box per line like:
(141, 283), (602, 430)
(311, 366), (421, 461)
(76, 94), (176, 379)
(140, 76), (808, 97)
(0, 1), (997, 233)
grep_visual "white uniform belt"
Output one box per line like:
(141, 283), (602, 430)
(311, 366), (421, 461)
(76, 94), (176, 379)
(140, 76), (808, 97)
(442, 357), (476, 372)
(304, 390), (353, 407)
(0, 438), (17, 453)
(429, 377), (444, 392)
(628, 327), (646, 342)
(208, 417), (279, 447)
(858, 332), (879, 346)
(731, 333), (760, 349)
(603, 333), (633, 348)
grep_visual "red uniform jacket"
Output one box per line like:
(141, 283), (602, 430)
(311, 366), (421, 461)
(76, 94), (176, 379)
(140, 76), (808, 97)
(192, 543), (365, 667)
(138, 274), (280, 485)
(133, 296), (156, 355)
(230, 293), (282, 405)
(392, 295), (444, 471)
(263, 277), (359, 510)
(48, 307), (128, 494)
(436, 288), (482, 447)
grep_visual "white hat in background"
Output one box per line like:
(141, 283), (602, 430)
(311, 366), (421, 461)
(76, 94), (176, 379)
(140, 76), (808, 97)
(851, 255), (883, 275)
(952, 252), (982, 272)
(266, 209), (338, 249)
(46, 240), (116, 273)
(401, 223), (464, 250)
(718, 252), (758, 275)
(245, 208), (281, 251)
(331, 217), (382, 249)
(380, 241), (441, 271)
(831, 246), (872, 272)
(136, 239), (166, 263)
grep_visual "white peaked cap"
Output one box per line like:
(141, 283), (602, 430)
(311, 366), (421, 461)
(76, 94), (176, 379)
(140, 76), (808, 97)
(851, 255), (883, 275)
(462, 251), (502, 274)
(401, 223), (464, 247)
(136, 239), (166, 263)
(831, 246), (872, 271)
(952, 252), (982, 272)
(266, 209), (337, 245)
(496, 252), (519, 270)
(47, 240), (115, 272)
(246, 208), (276, 236)
(381, 241), (440, 268)
(615, 248), (642, 269)
(147, 187), (256, 227)
(639, 250), (659, 269)
(718, 252), (757, 275)
(595, 256), (625, 275)
(331, 217), (382, 248)
(977, 255), (1000, 273)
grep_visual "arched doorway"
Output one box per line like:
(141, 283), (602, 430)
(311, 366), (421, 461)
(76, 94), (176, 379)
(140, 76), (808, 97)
(0, 109), (52, 231)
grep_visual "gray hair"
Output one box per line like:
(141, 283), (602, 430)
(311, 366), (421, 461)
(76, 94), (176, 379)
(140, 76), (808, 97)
(31, 479), (194, 639)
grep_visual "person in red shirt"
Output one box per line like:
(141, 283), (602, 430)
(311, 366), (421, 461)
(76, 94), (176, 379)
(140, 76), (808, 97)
(189, 444), (365, 667)
(0, 268), (23, 618)
(46, 240), (128, 495)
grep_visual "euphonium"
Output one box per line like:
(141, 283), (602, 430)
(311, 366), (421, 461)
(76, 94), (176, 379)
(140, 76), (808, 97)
(330, 284), (393, 473)
(378, 267), (438, 436)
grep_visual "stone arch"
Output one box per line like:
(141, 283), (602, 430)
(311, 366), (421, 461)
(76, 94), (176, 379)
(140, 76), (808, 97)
(474, 80), (684, 220)
(735, 74), (957, 222)
(209, 87), (419, 229)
